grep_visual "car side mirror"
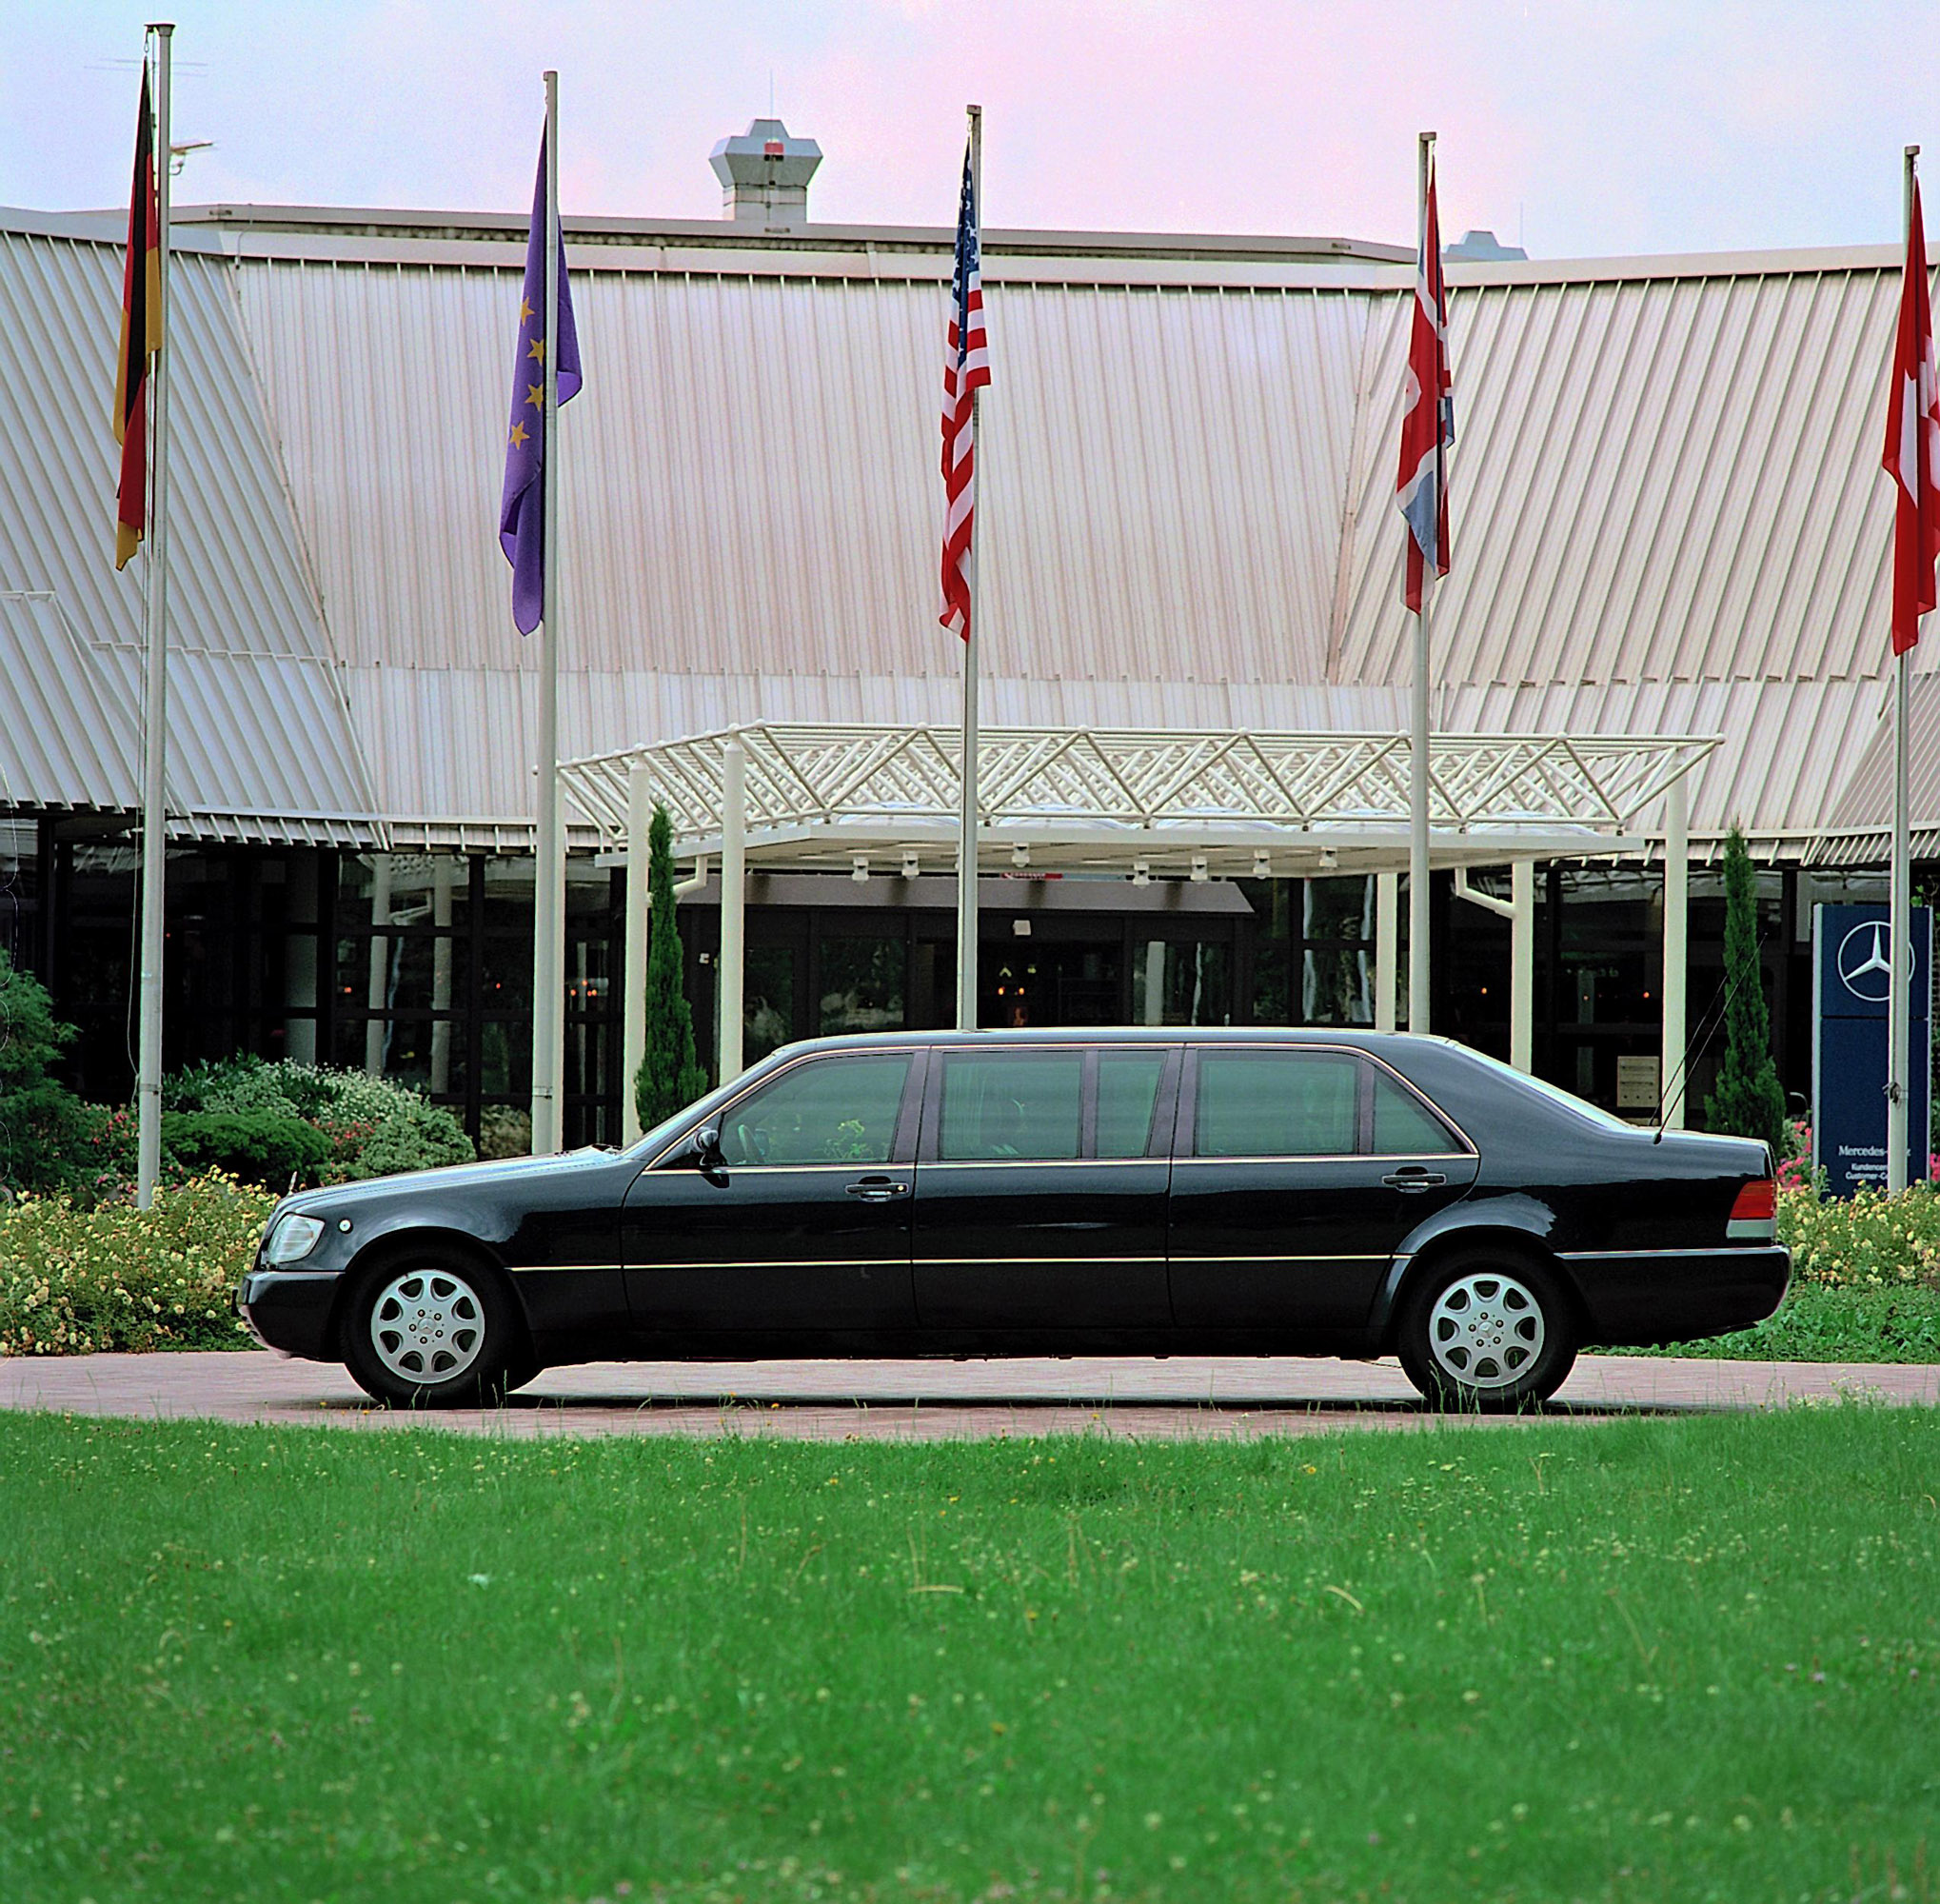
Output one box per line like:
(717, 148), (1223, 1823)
(674, 1123), (723, 1171)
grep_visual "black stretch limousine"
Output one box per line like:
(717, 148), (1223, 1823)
(238, 1029), (1789, 1411)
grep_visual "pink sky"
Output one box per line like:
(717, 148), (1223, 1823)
(6, 0), (1939, 257)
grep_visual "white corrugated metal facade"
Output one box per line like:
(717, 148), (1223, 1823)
(2, 201), (1931, 860)
(0, 213), (383, 843)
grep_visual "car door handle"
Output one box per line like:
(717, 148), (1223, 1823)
(1383, 1168), (1447, 1191)
(845, 1176), (910, 1200)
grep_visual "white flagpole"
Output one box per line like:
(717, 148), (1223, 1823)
(135, 21), (173, 1209)
(1889, 143), (1919, 1197)
(955, 103), (982, 1033)
(1408, 129), (1434, 1035)
(531, 69), (564, 1155)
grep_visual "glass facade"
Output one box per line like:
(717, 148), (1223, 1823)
(2, 823), (1870, 1140)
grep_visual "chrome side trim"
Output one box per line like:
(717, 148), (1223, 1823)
(1554, 1244), (1787, 1260)
(916, 1254), (1166, 1266)
(1170, 1252), (1391, 1263)
(919, 1157), (1162, 1170)
(643, 1163), (908, 1177)
(1172, 1152), (1467, 1167)
(518, 1259), (898, 1273)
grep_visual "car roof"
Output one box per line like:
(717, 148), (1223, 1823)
(770, 1026), (1460, 1059)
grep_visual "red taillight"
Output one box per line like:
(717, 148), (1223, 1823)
(1730, 1179), (1776, 1224)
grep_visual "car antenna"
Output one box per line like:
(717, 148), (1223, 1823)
(1653, 942), (1752, 1144)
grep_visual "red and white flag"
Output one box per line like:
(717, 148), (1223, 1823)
(1883, 178), (1940, 656)
(1396, 150), (1454, 614)
(940, 136), (990, 641)
(112, 64), (161, 570)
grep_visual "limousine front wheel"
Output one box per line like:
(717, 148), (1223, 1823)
(344, 1251), (525, 1408)
(1396, 1248), (1577, 1412)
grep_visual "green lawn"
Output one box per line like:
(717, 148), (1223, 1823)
(3, 1411), (1937, 1904)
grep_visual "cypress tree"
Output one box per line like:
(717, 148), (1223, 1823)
(1700, 824), (1787, 1158)
(633, 803), (709, 1133)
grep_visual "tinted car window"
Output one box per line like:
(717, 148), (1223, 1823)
(1370, 1068), (1461, 1154)
(940, 1051), (1082, 1160)
(1097, 1051), (1166, 1158)
(1194, 1050), (1359, 1158)
(718, 1054), (911, 1167)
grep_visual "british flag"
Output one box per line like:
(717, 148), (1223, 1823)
(940, 136), (990, 641)
(1883, 174), (1940, 656)
(1396, 149), (1454, 613)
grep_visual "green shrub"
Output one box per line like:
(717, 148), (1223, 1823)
(477, 1104), (531, 1159)
(0, 949), (95, 1195)
(0, 1171), (272, 1355)
(352, 1097), (475, 1179)
(160, 1110), (333, 1191)
(140, 1060), (478, 1191)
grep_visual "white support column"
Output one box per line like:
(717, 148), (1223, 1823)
(364, 852), (390, 1076)
(622, 764), (650, 1145)
(1662, 774), (1690, 1129)
(1142, 941), (1166, 1026)
(1375, 872), (1399, 1032)
(1453, 866), (1528, 1064)
(430, 856), (454, 1095)
(1511, 858), (1534, 1073)
(548, 800), (567, 1147)
(719, 740), (747, 1083)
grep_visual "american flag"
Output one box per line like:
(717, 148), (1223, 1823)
(940, 136), (990, 641)
(1396, 150), (1454, 613)
(1883, 175), (1939, 656)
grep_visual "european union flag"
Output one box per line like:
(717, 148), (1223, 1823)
(499, 132), (583, 635)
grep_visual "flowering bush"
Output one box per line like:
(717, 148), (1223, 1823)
(1778, 1182), (1940, 1290)
(1776, 1119), (1814, 1192)
(103, 1055), (477, 1195)
(0, 1171), (273, 1356)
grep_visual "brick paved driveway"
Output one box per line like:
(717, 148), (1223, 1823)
(3, 1350), (1933, 1441)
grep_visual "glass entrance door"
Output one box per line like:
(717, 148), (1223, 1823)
(981, 939), (1123, 1027)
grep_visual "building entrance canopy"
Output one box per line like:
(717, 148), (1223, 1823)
(564, 723), (1720, 1143)
(559, 722), (1722, 877)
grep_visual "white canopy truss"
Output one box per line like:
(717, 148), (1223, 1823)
(559, 722), (1720, 876)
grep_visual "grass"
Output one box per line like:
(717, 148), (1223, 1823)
(1610, 1281), (1940, 1363)
(3, 1412), (1939, 1902)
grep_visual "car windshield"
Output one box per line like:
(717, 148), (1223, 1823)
(1458, 1046), (1642, 1135)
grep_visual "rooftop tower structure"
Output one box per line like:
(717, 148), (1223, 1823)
(708, 118), (822, 228)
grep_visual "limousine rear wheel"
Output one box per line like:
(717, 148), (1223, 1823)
(344, 1250), (523, 1408)
(1396, 1247), (1577, 1412)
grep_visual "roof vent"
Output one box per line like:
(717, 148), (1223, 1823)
(708, 118), (822, 229)
(1444, 228), (1528, 263)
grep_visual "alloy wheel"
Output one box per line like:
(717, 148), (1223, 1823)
(1426, 1269), (1545, 1391)
(368, 1267), (485, 1385)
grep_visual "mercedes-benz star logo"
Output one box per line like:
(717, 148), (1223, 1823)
(1836, 919), (1907, 1002)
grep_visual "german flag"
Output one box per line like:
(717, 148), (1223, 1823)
(113, 64), (162, 570)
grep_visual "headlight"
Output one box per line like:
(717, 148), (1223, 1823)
(264, 1215), (325, 1264)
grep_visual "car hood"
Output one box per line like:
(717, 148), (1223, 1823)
(277, 1146), (622, 1219)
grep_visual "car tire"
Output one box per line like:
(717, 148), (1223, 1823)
(343, 1249), (525, 1408)
(1396, 1246), (1578, 1413)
